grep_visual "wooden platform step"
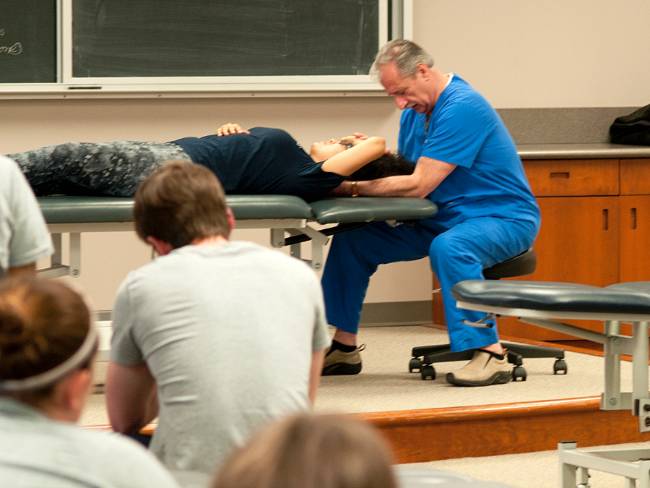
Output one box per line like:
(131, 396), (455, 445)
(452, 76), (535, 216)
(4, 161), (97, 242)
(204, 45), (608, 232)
(361, 396), (650, 463)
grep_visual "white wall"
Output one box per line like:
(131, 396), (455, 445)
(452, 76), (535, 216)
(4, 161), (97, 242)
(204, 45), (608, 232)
(6, 0), (650, 309)
(412, 0), (650, 108)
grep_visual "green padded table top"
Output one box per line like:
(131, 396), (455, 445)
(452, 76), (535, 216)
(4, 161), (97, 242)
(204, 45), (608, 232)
(310, 197), (437, 224)
(39, 195), (312, 224)
(39, 195), (438, 224)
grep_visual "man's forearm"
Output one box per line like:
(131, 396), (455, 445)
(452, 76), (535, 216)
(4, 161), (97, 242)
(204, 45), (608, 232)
(143, 387), (159, 426)
(355, 156), (456, 198)
(308, 350), (325, 405)
(106, 362), (157, 434)
(356, 174), (424, 198)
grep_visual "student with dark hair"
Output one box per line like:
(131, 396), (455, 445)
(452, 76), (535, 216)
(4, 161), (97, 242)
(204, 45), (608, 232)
(212, 413), (398, 488)
(106, 161), (331, 474)
(0, 156), (52, 277)
(0, 277), (178, 487)
(9, 124), (412, 201)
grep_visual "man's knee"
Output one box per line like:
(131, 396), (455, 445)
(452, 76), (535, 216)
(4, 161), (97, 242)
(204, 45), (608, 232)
(428, 232), (482, 277)
(429, 232), (469, 262)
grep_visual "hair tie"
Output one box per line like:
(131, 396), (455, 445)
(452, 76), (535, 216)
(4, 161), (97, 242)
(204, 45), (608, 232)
(0, 325), (97, 393)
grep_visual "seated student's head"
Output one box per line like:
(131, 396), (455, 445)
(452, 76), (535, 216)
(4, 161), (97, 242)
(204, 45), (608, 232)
(212, 413), (398, 488)
(0, 277), (96, 422)
(134, 161), (234, 253)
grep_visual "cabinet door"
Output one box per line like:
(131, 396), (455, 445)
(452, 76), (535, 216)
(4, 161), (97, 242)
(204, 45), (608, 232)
(619, 195), (650, 282)
(498, 196), (619, 340)
(620, 159), (650, 195)
(532, 197), (619, 284)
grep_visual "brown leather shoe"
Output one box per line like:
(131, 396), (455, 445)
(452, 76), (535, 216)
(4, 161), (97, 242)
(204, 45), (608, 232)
(446, 350), (512, 387)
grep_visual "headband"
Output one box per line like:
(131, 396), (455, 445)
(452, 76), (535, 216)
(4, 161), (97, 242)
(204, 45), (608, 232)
(0, 325), (98, 393)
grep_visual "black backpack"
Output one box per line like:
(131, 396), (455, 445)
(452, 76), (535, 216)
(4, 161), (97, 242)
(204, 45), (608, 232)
(610, 104), (650, 145)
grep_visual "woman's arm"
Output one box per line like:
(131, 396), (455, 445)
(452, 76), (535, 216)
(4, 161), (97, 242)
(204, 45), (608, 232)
(321, 136), (386, 176)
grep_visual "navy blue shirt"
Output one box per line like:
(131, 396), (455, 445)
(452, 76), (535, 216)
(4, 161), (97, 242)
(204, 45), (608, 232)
(171, 127), (344, 201)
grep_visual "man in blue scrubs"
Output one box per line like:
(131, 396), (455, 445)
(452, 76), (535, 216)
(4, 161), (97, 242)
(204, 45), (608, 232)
(321, 39), (540, 386)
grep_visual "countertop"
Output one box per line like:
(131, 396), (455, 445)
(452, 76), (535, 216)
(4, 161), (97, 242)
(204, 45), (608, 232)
(517, 143), (650, 160)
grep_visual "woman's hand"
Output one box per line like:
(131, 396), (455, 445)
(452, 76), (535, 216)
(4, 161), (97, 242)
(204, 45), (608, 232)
(216, 123), (249, 136)
(339, 133), (368, 147)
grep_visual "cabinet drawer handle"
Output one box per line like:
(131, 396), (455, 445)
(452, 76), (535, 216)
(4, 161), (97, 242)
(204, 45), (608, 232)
(631, 207), (637, 230)
(603, 208), (609, 231)
(550, 171), (570, 179)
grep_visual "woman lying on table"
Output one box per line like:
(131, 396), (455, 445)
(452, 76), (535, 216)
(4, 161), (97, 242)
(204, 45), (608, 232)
(9, 123), (413, 201)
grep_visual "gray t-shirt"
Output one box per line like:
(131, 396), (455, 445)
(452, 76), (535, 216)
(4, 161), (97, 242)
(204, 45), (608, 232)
(0, 156), (52, 274)
(0, 398), (179, 488)
(111, 241), (330, 474)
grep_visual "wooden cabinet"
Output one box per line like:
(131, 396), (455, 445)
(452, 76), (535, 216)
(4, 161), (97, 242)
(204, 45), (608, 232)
(619, 159), (650, 282)
(433, 157), (650, 342)
(502, 158), (650, 340)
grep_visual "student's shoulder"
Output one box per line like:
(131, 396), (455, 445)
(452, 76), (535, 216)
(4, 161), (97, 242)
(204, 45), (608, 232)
(75, 430), (179, 487)
(0, 156), (24, 191)
(234, 240), (315, 273)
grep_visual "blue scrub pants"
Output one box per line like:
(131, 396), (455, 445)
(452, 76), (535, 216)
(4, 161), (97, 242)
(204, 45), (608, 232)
(322, 216), (539, 352)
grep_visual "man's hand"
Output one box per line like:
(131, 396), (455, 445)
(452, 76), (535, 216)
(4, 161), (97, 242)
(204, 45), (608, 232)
(216, 123), (250, 136)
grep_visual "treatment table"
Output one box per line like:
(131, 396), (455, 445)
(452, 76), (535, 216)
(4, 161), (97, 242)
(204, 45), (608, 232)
(452, 280), (650, 488)
(38, 194), (437, 277)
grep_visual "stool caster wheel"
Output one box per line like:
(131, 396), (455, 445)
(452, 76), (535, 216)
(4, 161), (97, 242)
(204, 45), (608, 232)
(420, 365), (436, 380)
(409, 358), (422, 373)
(553, 359), (568, 375)
(512, 366), (527, 382)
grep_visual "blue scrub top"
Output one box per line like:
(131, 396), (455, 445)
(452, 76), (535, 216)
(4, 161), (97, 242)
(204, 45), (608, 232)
(398, 75), (539, 229)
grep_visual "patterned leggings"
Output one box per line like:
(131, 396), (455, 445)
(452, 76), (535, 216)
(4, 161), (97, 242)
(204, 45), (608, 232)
(9, 141), (192, 197)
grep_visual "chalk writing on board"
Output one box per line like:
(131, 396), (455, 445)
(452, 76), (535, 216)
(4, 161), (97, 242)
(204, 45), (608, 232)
(0, 42), (23, 56)
(0, 27), (23, 56)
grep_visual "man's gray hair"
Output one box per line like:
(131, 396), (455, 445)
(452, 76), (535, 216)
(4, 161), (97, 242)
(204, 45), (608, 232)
(371, 39), (434, 77)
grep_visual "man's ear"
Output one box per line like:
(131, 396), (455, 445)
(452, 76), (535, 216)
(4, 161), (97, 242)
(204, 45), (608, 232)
(146, 236), (174, 256)
(226, 207), (236, 237)
(416, 63), (430, 80)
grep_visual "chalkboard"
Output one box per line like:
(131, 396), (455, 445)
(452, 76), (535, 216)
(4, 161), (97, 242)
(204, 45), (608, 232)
(72, 0), (381, 78)
(0, 0), (57, 83)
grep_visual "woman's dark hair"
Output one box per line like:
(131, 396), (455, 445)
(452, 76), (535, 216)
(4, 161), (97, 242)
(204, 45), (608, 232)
(213, 413), (398, 488)
(347, 153), (414, 181)
(0, 277), (93, 403)
(134, 161), (230, 249)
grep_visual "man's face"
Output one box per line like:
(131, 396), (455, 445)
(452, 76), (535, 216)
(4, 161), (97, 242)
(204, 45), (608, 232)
(379, 62), (434, 114)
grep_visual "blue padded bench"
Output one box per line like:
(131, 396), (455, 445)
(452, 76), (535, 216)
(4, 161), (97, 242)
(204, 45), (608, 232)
(38, 195), (437, 278)
(452, 280), (650, 487)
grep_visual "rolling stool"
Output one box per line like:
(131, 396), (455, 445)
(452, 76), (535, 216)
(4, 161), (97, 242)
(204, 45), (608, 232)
(408, 249), (568, 381)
